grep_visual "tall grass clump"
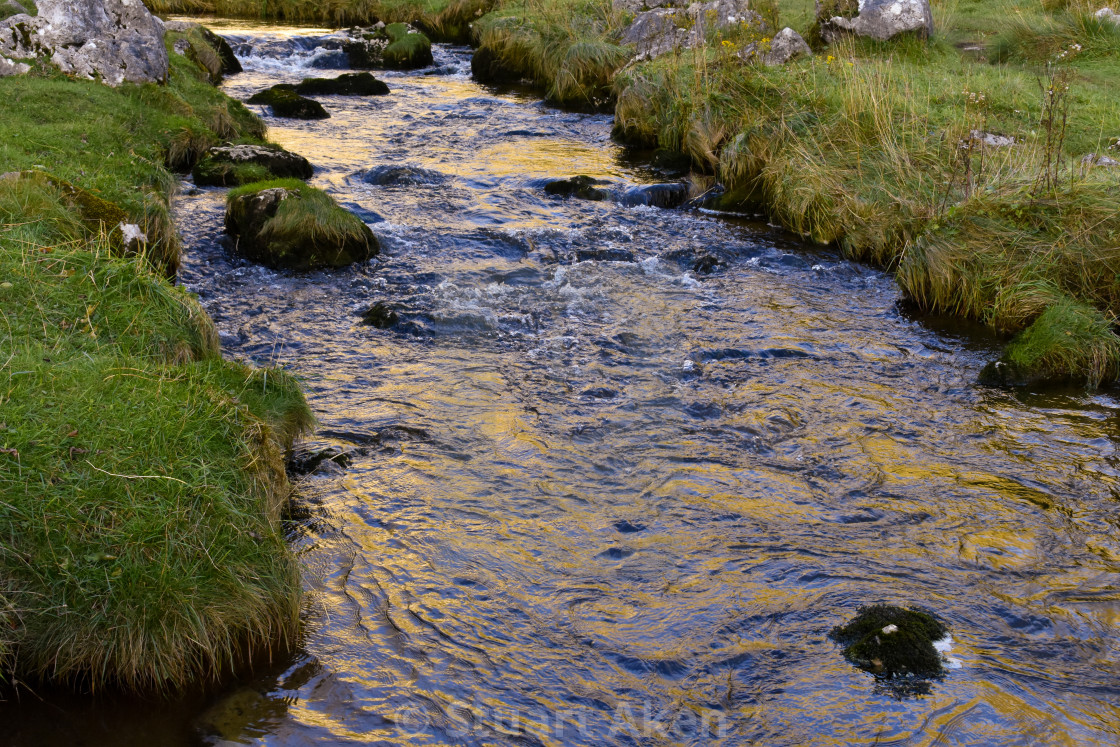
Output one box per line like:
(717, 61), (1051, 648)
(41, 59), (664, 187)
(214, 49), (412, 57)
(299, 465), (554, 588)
(473, 0), (628, 107)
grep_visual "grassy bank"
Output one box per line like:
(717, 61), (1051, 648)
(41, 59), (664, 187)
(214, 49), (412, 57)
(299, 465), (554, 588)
(609, 0), (1120, 385)
(0, 35), (312, 690)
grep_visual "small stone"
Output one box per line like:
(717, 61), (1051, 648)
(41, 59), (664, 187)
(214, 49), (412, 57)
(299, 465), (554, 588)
(882, 624), (899, 634)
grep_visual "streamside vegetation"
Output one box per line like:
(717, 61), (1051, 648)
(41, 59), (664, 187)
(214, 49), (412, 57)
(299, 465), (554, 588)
(0, 30), (312, 690)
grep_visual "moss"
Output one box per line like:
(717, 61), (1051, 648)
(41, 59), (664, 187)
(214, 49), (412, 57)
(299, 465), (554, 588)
(225, 179), (379, 270)
(383, 28), (434, 69)
(831, 605), (947, 679)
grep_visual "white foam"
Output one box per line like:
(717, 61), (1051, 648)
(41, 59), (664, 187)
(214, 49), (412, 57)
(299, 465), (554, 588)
(934, 635), (963, 669)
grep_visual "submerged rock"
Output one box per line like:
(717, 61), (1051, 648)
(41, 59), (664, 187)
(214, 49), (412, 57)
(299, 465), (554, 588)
(225, 181), (379, 270)
(294, 72), (390, 96)
(818, 0), (934, 43)
(193, 144), (313, 187)
(544, 175), (612, 201)
(619, 182), (691, 208)
(831, 604), (948, 679)
(248, 86), (330, 119)
(360, 301), (400, 329)
(0, 0), (169, 86)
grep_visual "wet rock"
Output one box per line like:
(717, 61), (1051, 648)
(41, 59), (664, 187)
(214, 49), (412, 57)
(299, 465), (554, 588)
(818, 0), (934, 43)
(576, 247), (635, 262)
(359, 164), (449, 186)
(762, 27), (811, 65)
(225, 182), (379, 270)
(830, 604), (948, 679)
(360, 301), (400, 329)
(620, 0), (769, 61)
(544, 175), (611, 201)
(294, 72), (390, 96)
(343, 36), (388, 68)
(165, 21), (243, 82)
(193, 144), (314, 187)
(247, 85), (330, 119)
(692, 254), (722, 274)
(619, 182), (690, 208)
(287, 444), (353, 475)
(613, 519), (647, 532)
(0, 0), (169, 86)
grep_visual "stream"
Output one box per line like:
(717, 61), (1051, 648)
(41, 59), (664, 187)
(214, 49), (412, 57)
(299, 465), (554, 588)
(5, 19), (1120, 746)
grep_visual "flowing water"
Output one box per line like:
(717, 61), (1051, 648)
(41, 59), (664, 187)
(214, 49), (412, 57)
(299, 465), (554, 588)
(5, 20), (1120, 746)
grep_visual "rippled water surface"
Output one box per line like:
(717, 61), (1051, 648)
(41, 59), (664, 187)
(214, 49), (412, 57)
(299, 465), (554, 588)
(7, 20), (1120, 746)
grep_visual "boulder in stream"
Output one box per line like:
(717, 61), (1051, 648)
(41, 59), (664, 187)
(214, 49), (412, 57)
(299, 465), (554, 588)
(225, 180), (379, 270)
(343, 23), (433, 70)
(248, 85), (331, 119)
(0, 0), (169, 85)
(193, 144), (314, 187)
(830, 604), (948, 679)
(294, 72), (390, 96)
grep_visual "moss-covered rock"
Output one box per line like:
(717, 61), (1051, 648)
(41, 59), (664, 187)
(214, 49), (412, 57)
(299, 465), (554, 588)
(192, 144), (313, 188)
(247, 86), (329, 119)
(294, 72), (389, 96)
(980, 300), (1120, 388)
(831, 605), (947, 679)
(225, 179), (379, 271)
(383, 23), (434, 69)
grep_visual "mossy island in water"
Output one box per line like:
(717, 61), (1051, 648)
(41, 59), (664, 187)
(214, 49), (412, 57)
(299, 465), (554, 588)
(831, 605), (950, 683)
(225, 179), (379, 271)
